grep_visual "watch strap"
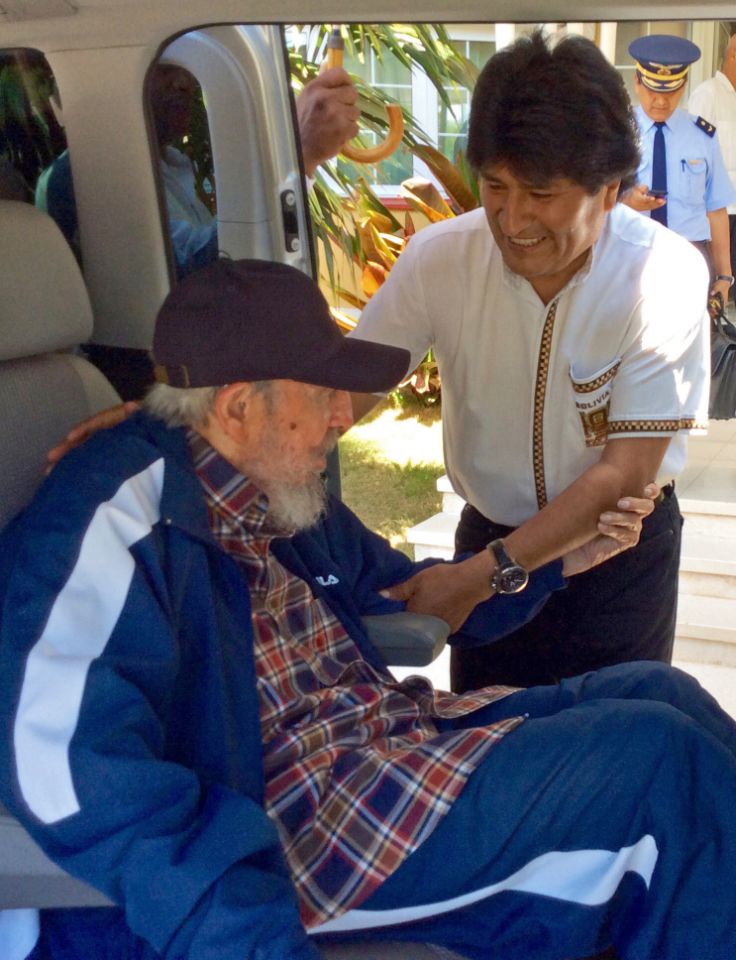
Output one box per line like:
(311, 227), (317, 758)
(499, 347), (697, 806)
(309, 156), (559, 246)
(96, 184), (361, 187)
(487, 538), (513, 570)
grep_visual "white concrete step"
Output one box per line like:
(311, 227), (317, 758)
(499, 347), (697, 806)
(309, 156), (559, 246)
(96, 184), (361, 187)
(679, 528), (736, 603)
(680, 571), (736, 602)
(675, 594), (736, 666)
(680, 492), (736, 540)
(437, 475), (464, 516)
(408, 512), (456, 561)
(680, 530), (736, 577)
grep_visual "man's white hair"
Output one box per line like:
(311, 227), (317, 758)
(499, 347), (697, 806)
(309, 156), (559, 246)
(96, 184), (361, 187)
(142, 382), (221, 428)
(143, 380), (274, 428)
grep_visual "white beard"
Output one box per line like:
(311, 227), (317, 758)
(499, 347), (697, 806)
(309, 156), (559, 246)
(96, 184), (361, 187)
(262, 473), (327, 533)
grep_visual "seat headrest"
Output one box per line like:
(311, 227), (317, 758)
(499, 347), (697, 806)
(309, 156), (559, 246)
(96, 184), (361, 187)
(0, 200), (93, 361)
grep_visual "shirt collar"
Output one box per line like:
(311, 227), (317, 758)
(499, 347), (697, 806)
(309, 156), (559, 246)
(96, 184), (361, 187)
(637, 103), (687, 135)
(501, 245), (594, 301)
(187, 429), (271, 537)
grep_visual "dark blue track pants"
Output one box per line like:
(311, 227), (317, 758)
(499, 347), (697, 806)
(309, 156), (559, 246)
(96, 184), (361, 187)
(27, 662), (736, 960)
(315, 662), (736, 960)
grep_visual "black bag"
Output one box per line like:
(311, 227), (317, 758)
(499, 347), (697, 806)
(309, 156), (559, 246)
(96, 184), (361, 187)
(709, 298), (736, 420)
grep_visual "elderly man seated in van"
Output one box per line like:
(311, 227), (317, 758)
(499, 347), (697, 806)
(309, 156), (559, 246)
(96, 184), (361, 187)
(1, 259), (736, 960)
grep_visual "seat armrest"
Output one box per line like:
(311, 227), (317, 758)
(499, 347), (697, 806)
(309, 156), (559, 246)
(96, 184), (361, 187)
(0, 803), (112, 909)
(361, 612), (449, 666)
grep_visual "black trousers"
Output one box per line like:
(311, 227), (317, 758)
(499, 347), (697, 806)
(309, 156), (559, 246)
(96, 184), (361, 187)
(450, 488), (682, 693)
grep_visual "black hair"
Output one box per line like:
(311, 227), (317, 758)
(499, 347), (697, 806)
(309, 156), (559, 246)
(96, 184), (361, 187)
(467, 30), (640, 196)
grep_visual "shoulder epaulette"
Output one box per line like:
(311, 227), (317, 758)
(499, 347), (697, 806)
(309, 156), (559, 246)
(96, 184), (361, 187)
(695, 116), (716, 137)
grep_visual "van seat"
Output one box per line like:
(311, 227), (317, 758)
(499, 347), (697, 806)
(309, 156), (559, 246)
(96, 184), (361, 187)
(0, 199), (465, 959)
(0, 199), (120, 530)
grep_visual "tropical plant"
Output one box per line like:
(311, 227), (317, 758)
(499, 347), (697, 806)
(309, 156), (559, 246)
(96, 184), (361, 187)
(287, 24), (481, 276)
(330, 172), (478, 405)
(0, 49), (65, 197)
(286, 24), (488, 403)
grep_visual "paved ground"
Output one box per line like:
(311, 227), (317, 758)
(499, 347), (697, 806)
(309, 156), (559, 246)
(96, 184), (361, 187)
(673, 419), (736, 719)
(677, 418), (736, 503)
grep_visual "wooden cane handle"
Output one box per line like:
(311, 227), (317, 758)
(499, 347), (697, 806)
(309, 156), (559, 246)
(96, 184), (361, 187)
(325, 29), (405, 164)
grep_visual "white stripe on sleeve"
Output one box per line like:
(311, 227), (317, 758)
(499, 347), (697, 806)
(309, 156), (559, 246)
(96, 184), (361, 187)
(13, 459), (165, 825)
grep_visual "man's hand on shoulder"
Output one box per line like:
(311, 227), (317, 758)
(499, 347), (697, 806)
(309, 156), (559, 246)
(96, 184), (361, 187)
(45, 401), (140, 474)
(296, 67), (360, 176)
(562, 483), (658, 577)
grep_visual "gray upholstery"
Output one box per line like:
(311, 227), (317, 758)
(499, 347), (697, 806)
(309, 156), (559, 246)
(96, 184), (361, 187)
(0, 805), (111, 909)
(0, 200), (122, 911)
(0, 353), (119, 528)
(0, 200), (120, 528)
(0, 201), (93, 359)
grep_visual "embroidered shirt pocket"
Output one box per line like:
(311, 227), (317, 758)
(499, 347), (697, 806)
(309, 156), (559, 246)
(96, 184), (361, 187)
(570, 358), (621, 448)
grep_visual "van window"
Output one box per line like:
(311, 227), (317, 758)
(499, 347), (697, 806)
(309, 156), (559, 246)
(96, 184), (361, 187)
(145, 60), (217, 280)
(0, 48), (66, 201)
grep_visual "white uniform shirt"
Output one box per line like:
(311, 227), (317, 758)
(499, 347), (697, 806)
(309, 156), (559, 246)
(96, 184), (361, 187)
(688, 71), (736, 215)
(351, 205), (709, 526)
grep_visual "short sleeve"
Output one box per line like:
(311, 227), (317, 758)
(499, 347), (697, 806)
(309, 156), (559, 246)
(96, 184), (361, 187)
(349, 235), (435, 376)
(607, 237), (710, 437)
(705, 130), (736, 212)
(686, 84), (715, 124)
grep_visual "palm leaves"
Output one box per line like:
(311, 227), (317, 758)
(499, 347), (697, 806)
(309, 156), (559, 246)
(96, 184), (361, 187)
(289, 25), (480, 288)
(289, 24), (485, 404)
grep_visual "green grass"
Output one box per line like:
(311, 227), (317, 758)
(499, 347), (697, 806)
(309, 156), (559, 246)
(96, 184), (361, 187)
(338, 398), (444, 556)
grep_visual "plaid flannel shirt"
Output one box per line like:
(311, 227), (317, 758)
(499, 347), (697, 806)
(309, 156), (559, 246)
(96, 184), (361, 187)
(189, 433), (523, 927)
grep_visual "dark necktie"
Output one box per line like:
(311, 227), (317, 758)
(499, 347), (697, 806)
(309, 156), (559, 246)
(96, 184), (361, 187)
(651, 122), (668, 226)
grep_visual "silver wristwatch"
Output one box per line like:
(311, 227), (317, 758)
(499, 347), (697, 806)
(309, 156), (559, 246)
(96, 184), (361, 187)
(487, 538), (529, 594)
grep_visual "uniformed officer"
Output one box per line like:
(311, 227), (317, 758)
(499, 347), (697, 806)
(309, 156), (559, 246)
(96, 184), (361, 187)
(624, 34), (736, 305)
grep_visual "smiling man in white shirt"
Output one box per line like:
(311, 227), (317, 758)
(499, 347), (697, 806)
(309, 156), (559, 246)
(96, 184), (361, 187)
(352, 29), (710, 692)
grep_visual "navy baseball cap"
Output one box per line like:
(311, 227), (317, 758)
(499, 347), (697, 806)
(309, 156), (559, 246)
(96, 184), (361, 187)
(629, 35), (700, 92)
(152, 258), (410, 393)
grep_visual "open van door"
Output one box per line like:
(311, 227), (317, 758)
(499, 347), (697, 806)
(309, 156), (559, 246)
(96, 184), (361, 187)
(47, 23), (312, 363)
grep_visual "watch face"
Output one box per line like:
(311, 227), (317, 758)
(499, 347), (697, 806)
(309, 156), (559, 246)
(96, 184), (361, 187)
(498, 565), (529, 594)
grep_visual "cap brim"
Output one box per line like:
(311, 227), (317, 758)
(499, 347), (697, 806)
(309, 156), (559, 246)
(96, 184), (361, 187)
(297, 336), (411, 394)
